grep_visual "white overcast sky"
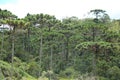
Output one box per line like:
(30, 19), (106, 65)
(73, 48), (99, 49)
(0, 0), (120, 19)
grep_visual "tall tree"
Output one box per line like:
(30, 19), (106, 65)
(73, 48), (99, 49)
(76, 9), (111, 79)
(0, 9), (17, 60)
(6, 19), (25, 79)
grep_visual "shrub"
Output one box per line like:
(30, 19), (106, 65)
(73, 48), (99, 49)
(107, 66), (120, 80)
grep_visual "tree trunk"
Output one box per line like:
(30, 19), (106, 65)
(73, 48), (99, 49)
(92, 46), (98, 80)
(65, 37), (69, 61)
(92, 27), (95, 42)
(92, 27), (97, 80)
(12, 35), (14, 66)
(27, 28), (30, 52)
(0, 24), (4, 60)
(50, 46), (53, 71)
(39, 31), (42, 77)
(11, 35), (15, 80)
(49, 46), (53, 80)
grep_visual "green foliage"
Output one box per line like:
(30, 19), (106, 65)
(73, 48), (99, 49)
(0, 8), (120, 80)
(77, 73), (99, 80)
(59, 67), (76, 78)
(41, 70), (58, 80)
(107, 66), (120, 80)
(0, 60), (36, 80)
(27, 61), (40, 78)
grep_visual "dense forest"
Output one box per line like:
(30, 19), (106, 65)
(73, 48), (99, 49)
(0, 8), (120, 80)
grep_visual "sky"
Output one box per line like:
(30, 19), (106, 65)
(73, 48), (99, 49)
(0, 0), (120, 20)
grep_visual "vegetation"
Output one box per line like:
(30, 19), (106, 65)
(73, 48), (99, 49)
(0, 8), (120, 80)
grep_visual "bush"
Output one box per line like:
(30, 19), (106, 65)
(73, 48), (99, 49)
(77, 73), (99, 80)
(99, 76), (109, 80)
(59, 67), (76, 79)
(41, 70), (58, 80)
(107, 66), (120, 80)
